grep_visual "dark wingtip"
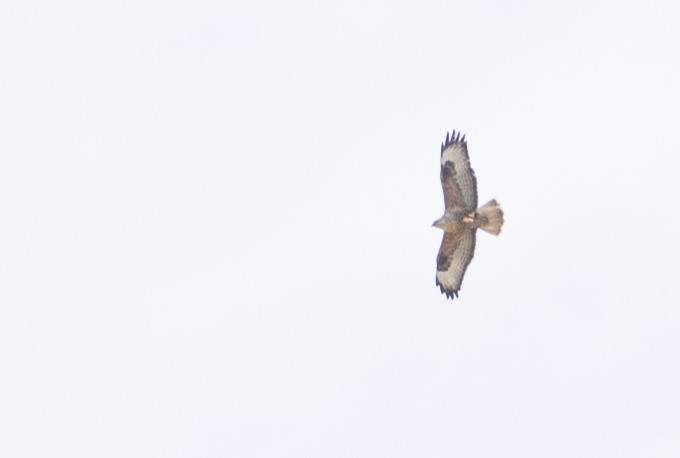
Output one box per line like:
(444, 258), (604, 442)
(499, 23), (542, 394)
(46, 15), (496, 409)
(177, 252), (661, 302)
(442, 129), (467, 150)
(445, 289), (459, 300)
(436, 280), (460, 300)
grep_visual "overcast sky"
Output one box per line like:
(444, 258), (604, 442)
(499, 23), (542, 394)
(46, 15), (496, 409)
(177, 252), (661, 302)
(2, 1), (680, 457)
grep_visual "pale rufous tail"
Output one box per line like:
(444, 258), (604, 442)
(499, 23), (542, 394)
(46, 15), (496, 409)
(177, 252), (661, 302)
(477, 199), (504, 235)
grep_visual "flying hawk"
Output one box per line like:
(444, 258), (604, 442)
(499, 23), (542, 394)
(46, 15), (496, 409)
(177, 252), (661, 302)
(432, 130), (504, 299)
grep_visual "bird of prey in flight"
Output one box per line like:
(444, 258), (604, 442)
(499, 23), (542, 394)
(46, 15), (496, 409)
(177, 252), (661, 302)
(432, 130), (504, 299)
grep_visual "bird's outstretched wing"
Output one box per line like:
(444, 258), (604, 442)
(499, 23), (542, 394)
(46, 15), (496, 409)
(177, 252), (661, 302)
(441, 130), (477, 212)
(435, 229), (477, 299)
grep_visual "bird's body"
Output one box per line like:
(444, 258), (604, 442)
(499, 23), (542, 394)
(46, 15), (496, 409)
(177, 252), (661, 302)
(433, 131), (504, 299)
(433, 210), (475, 232)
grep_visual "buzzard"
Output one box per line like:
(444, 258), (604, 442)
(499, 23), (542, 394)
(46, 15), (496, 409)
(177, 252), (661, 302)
(432, 130), (504, 299)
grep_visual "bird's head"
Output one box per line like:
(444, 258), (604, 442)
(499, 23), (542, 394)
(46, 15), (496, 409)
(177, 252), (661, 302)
(432, 217), (445, 229)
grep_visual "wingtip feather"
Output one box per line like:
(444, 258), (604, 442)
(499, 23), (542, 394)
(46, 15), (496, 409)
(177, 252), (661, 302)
(436, 278), (460, 300)
(442, 129), (468, 151)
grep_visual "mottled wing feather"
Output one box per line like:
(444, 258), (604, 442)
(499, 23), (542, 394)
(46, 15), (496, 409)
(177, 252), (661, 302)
(440, 130), (478, 211)
(440, 162), (466, 210)
(435, 229), (477, 299)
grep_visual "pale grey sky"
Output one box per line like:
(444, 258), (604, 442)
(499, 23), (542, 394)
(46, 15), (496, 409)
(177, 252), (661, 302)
(2, 1), (679, 457)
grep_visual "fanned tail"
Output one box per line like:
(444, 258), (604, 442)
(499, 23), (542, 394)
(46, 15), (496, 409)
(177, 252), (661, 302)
(477, 199), (504, 235)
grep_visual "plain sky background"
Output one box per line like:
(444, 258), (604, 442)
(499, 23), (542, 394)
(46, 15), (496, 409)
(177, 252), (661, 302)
(2, 0), (679, 457)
